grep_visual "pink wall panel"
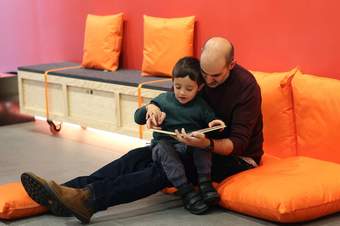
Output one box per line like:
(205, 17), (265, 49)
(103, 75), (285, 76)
(0, 0), (87, 72)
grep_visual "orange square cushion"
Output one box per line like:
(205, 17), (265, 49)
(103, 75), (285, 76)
(82, 13), (124, 71)
(251, 68), (297, 158)
(142, 15), (195, 77)
(292, 71), (340, 163)
(0, 182), (47, 220)
(218, 156), (340, 223)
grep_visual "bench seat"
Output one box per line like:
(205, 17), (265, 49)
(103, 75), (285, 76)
(18, 62), (172, 138)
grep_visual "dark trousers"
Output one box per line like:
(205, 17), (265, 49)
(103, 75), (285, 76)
(64, 145), (255, 212)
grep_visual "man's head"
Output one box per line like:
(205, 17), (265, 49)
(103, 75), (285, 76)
(200, 37), (235, 88)
(172, 56), (204, 104)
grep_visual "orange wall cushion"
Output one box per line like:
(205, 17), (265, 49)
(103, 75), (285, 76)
(141, 15), (195, 77)
(251, 69), (297, 158)
(292, 71), (340, 163)
(82, 13), (124, 71)
(218, 156), (340, 223)
(0, 182), (47, 220)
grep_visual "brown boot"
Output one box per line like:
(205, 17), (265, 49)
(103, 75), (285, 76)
(21, 172), (72, 217)
(47, 181), (94, 224)
(21, 172), (94, 223)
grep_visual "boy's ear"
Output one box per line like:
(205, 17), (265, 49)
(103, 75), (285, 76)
(198, 83), (205, 91)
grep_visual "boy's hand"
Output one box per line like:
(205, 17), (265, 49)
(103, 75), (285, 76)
(146, 112), (166, 129)
(174, 128), (210, 149)
(208, 119), (225, 131)
(146, 104), (166, 129)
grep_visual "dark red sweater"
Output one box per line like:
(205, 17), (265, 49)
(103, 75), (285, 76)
(201, 64), (264, 164)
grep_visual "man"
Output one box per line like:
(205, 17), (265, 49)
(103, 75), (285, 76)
(21, 37), (263, 224)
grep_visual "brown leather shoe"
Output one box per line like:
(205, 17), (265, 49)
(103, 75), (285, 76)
(21, 172), (72, 217)
(47, 181), (94, 224)
(21, 172), (94, 223)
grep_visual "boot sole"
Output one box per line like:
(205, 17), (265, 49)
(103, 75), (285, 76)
(21, 172), (91, 223)
(21, 172), (72, 217)
(185, 204), (209, 215)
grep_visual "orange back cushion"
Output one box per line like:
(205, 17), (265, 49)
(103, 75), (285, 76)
(218, 156), (340, 223)
(0, 182), (47, 219)
(142, 15), (195, 77)
(82, 13), (124, 71)
(251, 69), (297, 158)
(292, 71), (340, 163)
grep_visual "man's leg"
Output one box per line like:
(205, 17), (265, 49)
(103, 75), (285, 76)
(88, 160), (171, 211)
(211, 155), (256, 183)
(181, 153), (256, 183)
(23, 158), (172, 223)
(64, 146), (153, 188)
(21, 146), (166, 218)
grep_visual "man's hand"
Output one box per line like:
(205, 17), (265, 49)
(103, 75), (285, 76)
(145, 104), (166, 129)
(208, 119), (225, 131)
(174, 128), (210, 149)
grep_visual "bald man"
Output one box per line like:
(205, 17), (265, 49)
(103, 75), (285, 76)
(175, 37), (263, 181)
(21, 37), (263, 223)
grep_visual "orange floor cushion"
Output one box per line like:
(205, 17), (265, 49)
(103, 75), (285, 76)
(0, 182), (47, 220)
(217, 156), (340, 223)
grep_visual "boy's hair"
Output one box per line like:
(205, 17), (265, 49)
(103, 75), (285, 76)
(172, 56), (204, 85)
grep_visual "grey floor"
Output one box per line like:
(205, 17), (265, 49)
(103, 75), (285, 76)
(1, 121), (340, 226)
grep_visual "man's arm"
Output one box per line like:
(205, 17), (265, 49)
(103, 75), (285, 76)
(175, 130), (233, 155)
(227, 82), (262, 156)
(176, 81), (261, 157)
(211, 137), (234, 155)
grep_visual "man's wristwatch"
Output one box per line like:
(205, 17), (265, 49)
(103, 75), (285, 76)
(206, 138), (214, 152)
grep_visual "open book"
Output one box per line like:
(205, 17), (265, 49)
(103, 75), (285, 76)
(150, 125), (226, 136)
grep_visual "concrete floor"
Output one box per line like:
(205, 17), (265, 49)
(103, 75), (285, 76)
(1, 120), (340, 225)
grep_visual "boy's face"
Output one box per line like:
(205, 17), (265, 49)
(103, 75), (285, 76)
(173, 75), (200, 104)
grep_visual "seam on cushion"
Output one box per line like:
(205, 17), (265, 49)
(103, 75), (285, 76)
(13, 204), (42, 210)
(224, 197), (340, 221)
(278, 68), (298, 156)
(280, 198), (340, 214)
(2, 202), (10, 215)
(287, 69), (299, 156)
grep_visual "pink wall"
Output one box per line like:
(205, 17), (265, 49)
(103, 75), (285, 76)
(0, 0), (87, 72)
(1, 0), (340, 79)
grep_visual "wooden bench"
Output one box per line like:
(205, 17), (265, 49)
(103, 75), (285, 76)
(18, 62), (172, 139)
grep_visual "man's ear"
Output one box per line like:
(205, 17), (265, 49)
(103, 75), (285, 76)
(229, 60), (236, 70)
(198, 83), (205, 91)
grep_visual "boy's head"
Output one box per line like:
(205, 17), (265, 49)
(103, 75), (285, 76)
(172, 57), (204, 104)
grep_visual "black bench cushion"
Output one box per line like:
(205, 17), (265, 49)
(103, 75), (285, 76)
(18, 62), (172, 91)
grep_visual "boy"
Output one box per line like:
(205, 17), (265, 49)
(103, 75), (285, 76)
(134, 57), (225, 215)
